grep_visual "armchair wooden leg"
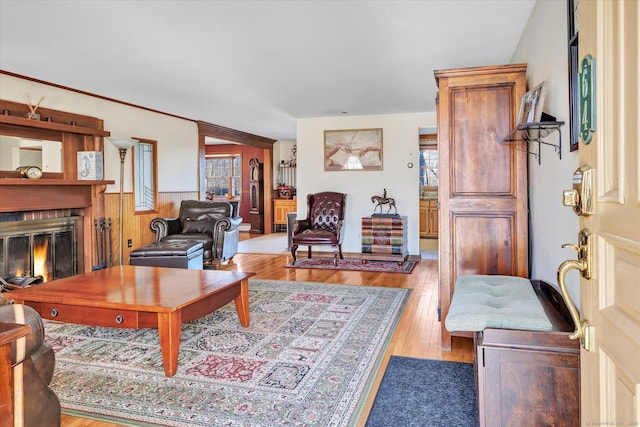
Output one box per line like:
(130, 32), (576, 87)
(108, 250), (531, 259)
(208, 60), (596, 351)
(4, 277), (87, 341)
(291, 244), (298, 265)
(332, 245), (340, 266)
(307, 246), (312, 260)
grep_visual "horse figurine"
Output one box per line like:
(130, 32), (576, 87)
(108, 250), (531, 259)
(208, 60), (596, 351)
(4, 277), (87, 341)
(371, 189), (398, 214)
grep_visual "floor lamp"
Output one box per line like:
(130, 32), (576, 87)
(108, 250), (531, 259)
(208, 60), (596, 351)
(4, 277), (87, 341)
(107, 137), (136, 266)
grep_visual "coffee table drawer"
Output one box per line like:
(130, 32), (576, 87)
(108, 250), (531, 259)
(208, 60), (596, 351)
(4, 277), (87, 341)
(38, 303), (139, 328)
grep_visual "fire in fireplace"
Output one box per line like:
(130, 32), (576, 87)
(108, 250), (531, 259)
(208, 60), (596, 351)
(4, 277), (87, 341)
(0, 216), (82, 286)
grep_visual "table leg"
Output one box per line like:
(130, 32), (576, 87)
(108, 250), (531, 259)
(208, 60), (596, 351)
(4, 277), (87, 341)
(234, 278), (250, 327)
(157, 311), (182, 377)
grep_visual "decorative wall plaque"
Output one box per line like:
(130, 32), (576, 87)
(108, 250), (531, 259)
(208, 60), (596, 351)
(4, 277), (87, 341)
(579, 54), (596, 144)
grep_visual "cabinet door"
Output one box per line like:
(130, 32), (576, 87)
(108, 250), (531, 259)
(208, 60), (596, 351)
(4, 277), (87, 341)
(274, 203), (286, 225)
(427, 200), (438, 237)
(427, 201), (439, 237)
(273, 201), (289, 225)
(479, 346), (579, 427)
(419, 203), (429, 237)
(436, 64), (528, 350)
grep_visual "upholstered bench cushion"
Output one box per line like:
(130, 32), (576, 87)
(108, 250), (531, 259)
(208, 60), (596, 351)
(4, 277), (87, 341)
(445, 275), (553, 332)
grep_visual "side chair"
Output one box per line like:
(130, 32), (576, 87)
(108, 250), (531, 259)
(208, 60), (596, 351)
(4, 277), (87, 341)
(290, 191), (346, 266)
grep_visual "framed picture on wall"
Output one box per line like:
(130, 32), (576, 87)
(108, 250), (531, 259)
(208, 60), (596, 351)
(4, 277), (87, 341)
(516, 82), (547, 124)
(324, 128), (383, 171)
(568, 0), (580, 151)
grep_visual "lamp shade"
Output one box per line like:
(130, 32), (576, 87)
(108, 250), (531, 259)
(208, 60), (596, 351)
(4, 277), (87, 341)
(107, 137), (136, 150)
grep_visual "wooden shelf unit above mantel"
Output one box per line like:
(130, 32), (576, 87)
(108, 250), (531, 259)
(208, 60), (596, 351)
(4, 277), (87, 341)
(0, 98), (112, 181)
(0, 98), (109, 135)
(0, 114), (110, 137)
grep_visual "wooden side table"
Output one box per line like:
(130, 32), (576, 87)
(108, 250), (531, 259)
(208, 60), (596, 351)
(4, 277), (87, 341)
(361, 215), (408, 264)
(0, 322), (32, 424)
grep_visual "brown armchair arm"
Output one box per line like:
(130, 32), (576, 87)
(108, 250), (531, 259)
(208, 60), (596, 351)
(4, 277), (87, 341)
(292, 219), (311, 235)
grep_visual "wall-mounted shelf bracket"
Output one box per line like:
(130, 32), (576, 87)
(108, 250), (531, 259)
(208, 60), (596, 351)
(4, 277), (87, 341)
(499, 121), (564, 165)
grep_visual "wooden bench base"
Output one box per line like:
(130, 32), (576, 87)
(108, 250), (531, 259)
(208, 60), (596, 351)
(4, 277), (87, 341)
(474, 280), (580, 427)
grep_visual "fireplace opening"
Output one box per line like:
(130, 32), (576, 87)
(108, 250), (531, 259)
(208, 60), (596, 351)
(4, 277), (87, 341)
(0, 216), (82, 287)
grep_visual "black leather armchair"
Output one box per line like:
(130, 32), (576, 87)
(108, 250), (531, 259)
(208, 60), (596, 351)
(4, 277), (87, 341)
(150, 200), (242, 268)
(0, 303), (60, 427)
(291, 192), (346, 266)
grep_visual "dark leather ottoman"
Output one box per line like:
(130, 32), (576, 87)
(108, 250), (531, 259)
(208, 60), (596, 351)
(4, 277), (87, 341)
(129, 241), (204, 269)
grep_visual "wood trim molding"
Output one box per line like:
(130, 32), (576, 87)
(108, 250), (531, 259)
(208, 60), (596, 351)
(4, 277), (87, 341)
(197, 121), (276, 149)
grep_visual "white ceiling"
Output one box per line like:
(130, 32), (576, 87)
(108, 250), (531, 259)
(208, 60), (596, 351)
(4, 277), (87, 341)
(0, 0), (536, 142)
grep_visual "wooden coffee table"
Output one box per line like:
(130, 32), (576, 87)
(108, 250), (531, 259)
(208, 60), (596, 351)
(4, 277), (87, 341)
(8, 265), (255, 377)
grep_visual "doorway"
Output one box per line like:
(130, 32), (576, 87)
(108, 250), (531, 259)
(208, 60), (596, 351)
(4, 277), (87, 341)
(197, 121), (275, 233)
(419, 130), (438, 260)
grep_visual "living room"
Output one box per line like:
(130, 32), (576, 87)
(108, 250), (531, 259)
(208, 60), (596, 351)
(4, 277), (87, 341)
(2, 0), (638, 426)
(0, 0), (582, 301)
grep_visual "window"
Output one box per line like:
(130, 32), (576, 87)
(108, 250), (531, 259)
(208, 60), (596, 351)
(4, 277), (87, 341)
(420, 148), (439, 188)
(419, 133), (438, 193)
(205, 154), (241, 199)
(132, 139), (157, 213)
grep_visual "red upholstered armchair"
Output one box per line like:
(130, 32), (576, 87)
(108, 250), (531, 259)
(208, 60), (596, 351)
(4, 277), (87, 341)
(291, 192), (346, 266)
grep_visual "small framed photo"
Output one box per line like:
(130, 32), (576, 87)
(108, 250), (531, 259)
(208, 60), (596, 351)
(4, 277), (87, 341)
(517, 82), (547, 124)
(77, 151), (103, 180)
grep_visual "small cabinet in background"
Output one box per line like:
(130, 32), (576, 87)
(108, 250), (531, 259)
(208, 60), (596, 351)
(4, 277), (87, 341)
(420, 199), (438, 238)
(273, 199), (296, 231)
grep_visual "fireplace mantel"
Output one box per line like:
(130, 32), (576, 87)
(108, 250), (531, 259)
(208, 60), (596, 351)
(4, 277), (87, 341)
(0, 101), (117, 272)
(0, 179), (114, 213)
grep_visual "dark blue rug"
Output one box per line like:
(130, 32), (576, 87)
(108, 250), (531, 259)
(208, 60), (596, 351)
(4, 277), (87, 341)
(365, 356), (479, 427)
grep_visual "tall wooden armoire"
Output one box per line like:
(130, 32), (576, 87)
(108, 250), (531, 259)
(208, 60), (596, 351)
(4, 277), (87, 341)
(435, 64), (529, 350)
(248, 158), (264, 234)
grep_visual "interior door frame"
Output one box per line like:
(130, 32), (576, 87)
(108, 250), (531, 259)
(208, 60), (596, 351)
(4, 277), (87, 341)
(197, 121), (276, 233)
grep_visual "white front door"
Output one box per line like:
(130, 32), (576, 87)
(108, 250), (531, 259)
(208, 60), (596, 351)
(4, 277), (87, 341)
(578, 0), (640, 424)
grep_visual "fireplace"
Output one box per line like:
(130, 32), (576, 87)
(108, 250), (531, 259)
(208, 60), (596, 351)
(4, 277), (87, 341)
(0, 216), (82, 283)
(0, 179), (113, 277)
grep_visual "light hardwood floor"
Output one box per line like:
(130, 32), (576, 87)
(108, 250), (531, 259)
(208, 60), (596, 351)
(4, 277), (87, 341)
(61, 233), (473, 426)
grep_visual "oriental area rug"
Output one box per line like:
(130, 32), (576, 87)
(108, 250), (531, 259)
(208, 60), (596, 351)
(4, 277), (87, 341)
(44, 279), (410, 427)
(285, 257), (417, 274)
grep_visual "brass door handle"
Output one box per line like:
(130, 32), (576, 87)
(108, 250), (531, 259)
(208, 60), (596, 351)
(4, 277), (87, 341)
(556, 228), (594, 351)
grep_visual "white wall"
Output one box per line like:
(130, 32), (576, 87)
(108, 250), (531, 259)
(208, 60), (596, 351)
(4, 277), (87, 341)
(0, 74), (199, 193)
(296, 112), (435, 255)
(512, 0), (581, 305)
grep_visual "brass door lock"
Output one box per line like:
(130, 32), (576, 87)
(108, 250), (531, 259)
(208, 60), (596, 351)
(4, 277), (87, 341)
(563, 165), (593, 216)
